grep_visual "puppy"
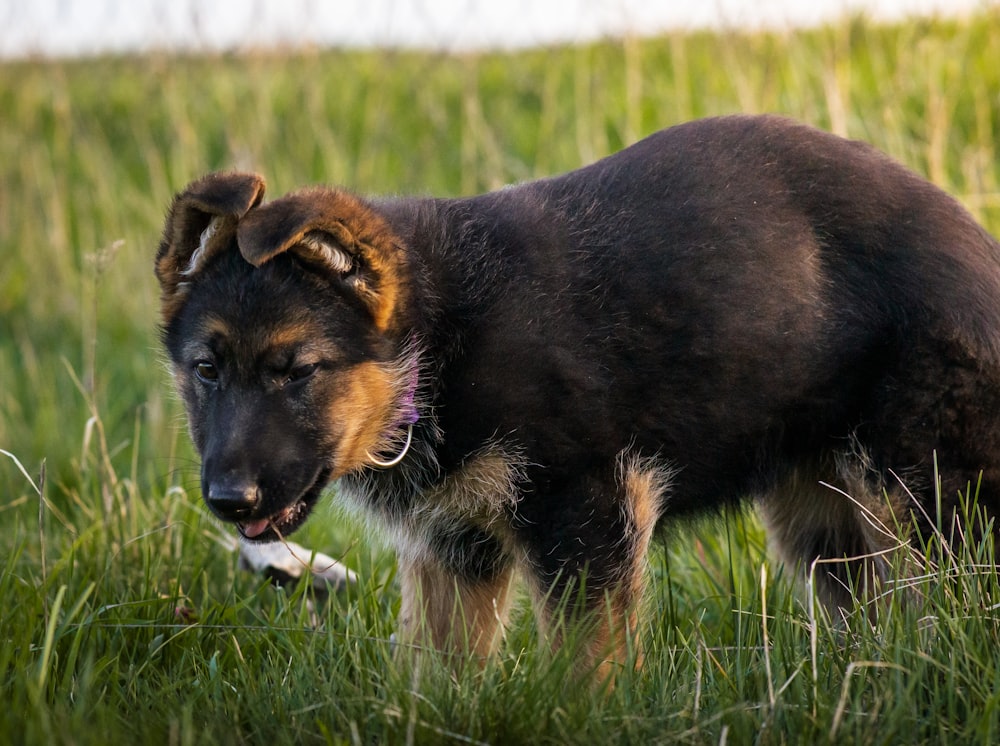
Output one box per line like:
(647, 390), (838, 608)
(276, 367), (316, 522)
(156, 114), (1000, 677)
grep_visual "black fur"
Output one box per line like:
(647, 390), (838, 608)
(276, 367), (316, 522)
(361, 115), (1000, 565)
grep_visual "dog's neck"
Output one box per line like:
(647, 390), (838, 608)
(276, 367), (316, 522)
(393, 366), (420, 428)
(399, 369), (420, 427)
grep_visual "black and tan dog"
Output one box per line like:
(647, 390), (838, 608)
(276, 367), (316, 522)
(156, 114), (1000, 677)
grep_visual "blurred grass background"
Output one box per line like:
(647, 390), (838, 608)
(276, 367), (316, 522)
(3, 8), (1000, 744)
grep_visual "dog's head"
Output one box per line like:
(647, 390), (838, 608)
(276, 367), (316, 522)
(156, 172), (416, 542)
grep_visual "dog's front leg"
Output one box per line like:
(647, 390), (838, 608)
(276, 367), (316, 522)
(396, 532), (516, 667)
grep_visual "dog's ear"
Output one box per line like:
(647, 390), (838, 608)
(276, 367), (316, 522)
(155, 172), (266, 308)
(237, 188), (404, 330)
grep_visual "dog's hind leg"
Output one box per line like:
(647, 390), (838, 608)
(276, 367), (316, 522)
(518, 456), (672, 683)
(759, 453), (915, 614)
(864, 336), (1000, 548)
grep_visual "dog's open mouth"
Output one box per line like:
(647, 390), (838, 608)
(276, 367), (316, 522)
(236, 468), (329, 543)
(237, 499), (308, 540)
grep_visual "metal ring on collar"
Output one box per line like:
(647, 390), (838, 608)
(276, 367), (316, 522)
(366, 424), (414, 469)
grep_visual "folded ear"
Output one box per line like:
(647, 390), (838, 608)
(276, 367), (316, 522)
(155, 172), (266, 313)
(237, 187), (404, 330)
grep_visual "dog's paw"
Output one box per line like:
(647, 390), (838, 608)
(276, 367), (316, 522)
(237, 539), (358, 594)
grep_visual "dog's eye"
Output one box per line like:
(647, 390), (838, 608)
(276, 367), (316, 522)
(287, 363), (319, 384)
(194, 361), (219, 383)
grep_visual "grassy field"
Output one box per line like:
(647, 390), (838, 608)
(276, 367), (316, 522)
(4, 9), (1000, 744)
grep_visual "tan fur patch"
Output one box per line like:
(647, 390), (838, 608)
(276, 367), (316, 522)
(190, 315), (232, 346)
(588, 604), (641, 685)
(328, 361), (399, 477)
(397, 552), (516, 661)
(615, 453), (674, 599)
(259, 323), (332, 355)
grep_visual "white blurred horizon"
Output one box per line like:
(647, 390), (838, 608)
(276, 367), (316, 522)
(1, 0), (996, 59)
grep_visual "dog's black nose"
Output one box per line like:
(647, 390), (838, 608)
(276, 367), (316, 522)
(206, 479), (260, 522)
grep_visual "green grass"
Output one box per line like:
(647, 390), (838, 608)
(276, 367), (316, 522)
(3, 9), (1000, 744)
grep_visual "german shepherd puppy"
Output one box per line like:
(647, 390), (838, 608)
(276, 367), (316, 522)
(156, 115), (1000, 677)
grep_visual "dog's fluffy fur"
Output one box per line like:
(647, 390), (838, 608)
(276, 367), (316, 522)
(156, 115), (1000, 677)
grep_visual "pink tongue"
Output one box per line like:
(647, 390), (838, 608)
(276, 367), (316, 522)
(240, 519), (270, 538)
